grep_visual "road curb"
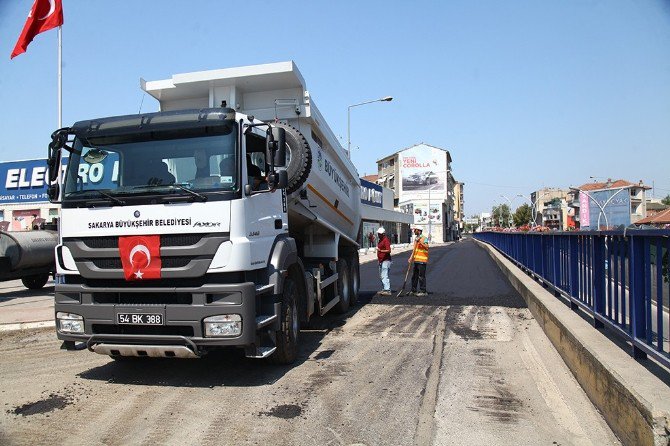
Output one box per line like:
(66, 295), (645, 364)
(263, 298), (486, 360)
(0, 320), (55, 332)
(475, 239), (670, 446)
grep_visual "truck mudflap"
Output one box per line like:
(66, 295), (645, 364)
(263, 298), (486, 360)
(54, 281), (279, 357)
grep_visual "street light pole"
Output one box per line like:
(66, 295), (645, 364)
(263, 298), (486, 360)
(500, 194), (518, 228)
(347, 96), (393, 157)
(515, 194), (533, 226)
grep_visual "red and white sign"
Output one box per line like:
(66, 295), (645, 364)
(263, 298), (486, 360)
(11, 0), (64, 59)
(118, 235), (161, 281)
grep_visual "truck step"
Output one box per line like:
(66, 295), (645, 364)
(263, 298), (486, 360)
(320, 295), (340, 316)
(255, 284), (274, 295)
(319, 273), (338, 290)
(256, 314), (277, 329)
(245, 346), (276, 359)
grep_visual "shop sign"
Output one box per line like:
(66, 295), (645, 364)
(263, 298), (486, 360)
(360, 178), (383, 208)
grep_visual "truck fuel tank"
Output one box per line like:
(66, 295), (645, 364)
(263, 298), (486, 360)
(0, 230), (58, 271)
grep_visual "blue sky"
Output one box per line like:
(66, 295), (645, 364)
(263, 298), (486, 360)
(0, 0), (668, 215)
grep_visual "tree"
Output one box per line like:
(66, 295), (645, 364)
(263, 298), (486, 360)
(513, 203), (533, 227)
(491, 204), (511, 227)
(662, 194), (670, 206)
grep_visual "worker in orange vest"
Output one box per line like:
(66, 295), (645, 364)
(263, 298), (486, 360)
(409, 226), (429, 296)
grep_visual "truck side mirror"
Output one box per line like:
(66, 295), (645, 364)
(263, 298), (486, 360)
(47, 184), (60, 202)
(47, 147), (61, 183)
(266, 127), (286, 168)
(268, 170), (288, 190)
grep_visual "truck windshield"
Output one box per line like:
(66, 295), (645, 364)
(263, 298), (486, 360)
(63, 132), (238, 202)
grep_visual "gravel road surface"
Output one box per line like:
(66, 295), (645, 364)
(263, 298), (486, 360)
(0, 239), (619, 445)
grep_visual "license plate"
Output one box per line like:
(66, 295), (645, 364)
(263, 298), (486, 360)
(117, 313), (164, 325)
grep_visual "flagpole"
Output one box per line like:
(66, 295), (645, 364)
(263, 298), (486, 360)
(58, 25), (62, 128)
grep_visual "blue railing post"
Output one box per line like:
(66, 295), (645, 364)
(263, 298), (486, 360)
(552, 234), (561, 296)
(629, 235), (648, 359)
(569, 235), (579, 311)
(592, 235), (606, 329)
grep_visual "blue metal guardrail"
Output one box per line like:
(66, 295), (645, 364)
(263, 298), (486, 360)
(474, 230), (670, 368)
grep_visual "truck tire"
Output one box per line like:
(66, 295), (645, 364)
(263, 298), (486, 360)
(21, 274), (50, 290)
(269, 277), (300, 364)
(334, 258), (351, 313)
(273, 122), (311, 195)
(349, 255), (360, 305)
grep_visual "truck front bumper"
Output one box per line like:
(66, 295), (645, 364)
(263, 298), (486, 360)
(54, 281), (267, 355)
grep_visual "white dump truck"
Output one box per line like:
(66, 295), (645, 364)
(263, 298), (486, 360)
(48, 62), (361, 363)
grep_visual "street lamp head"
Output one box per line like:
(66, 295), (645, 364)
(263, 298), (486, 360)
(380, 96), (393, 102)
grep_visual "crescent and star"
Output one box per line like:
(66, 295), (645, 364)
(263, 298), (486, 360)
(28, 0), (56, 20)
(129, 244), (151, 279)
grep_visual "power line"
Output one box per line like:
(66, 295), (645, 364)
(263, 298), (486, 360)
(462, 180), (531, 190)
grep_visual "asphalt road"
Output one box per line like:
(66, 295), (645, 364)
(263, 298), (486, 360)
(0, 239), (619, 445)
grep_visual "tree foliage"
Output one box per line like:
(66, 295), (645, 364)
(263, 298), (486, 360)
(662, 194), (670, 206)
(513, 203), (533, 227)
(491, 204), (511, 227)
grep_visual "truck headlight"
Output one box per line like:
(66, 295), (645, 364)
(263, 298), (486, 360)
(56, 312), (84, 334)
(203, 314), (242, 337)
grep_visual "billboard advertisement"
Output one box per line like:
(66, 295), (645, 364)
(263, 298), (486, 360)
(412, 202), (442, 225)
(588, 188), (631, 229)
(0, 157), (118, 205)
(0, 159), (60, 205)
(399, 144), (447, 200)
(579, 192), (590, 228)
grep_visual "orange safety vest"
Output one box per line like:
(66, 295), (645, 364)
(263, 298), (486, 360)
(412, 235), (429, 263)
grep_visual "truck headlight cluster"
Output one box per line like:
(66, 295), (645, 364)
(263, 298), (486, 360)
(56, 312), (84, 334)
(203, 314), (242, 337)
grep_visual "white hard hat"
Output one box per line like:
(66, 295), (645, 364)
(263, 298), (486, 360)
(413, 225), (423, 232)
(377, 227), (385, 234)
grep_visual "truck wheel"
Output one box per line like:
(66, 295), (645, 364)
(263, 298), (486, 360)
(349, 255), (360, 305)
(21, 274), (50, 290)
(269, 277), (300, 364)
(334, 258), (351, 313)
(273, 122), (311, 195)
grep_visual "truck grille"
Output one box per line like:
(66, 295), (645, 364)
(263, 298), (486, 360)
(92, 324), (194, 336)
(63, 233), (230, 278)
(93, 292), (193, 305)
(77, 234), (211, 249)
(91, 257), (193, 269)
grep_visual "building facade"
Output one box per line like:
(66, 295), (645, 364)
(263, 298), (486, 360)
(377, 143), (457, 242)
(359, 177), (412, 247)
(573, 179), (650, 229)
(530, 188), (570, 229)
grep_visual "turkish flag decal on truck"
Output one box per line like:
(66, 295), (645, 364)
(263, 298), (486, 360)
(118, 236), (161, 280)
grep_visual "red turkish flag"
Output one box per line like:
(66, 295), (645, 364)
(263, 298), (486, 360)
(118, 236), (162, 281)
(11, 0), (64, 59)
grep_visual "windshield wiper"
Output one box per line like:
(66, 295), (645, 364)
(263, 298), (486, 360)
(133, 183), (208, 202)
(86, 189), (126, 206)
(171, 184), (208, 202)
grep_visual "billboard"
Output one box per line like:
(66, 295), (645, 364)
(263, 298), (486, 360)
(399, 144), (447, 201)
(1, 159), (57, 204)
(412, 202), (442, 225)
(588, 188), (631, 229)
(0, 157), (118, 205)
(579, 191), (590, 228)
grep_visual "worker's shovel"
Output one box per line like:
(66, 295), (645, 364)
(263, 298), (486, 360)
(396, 261), (413, 297)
